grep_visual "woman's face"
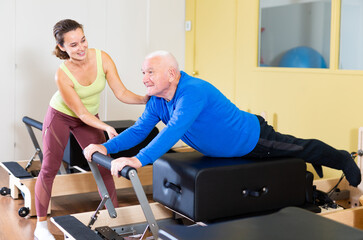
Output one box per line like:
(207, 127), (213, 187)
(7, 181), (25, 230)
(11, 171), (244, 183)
(59, 28), (88, 61)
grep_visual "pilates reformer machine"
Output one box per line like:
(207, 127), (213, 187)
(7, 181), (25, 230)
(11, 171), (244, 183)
(0, 116), (156, 217)
(52, 151), (363, 240)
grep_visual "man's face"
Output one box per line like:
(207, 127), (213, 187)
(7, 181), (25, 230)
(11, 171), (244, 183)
(142, 57), (171, 98)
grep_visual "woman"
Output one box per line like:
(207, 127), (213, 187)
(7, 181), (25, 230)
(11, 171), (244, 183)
(34, 19), (148, 240)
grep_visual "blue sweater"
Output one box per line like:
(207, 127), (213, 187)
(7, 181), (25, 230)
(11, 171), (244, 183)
(103, 71), (260, 166)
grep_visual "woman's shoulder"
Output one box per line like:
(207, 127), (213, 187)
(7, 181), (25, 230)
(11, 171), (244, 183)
(97, 49), (113, 64)
(55, 65), (74, 87)
(98, 49), (112, 60)
(87, 48), (98, 58)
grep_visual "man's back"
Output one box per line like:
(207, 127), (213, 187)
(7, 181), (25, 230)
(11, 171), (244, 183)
(142, 71), (261, 160)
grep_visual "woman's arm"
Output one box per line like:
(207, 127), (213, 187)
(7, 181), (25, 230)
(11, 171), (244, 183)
(101, 51), (149, 104)
(55, 68), (118, 139)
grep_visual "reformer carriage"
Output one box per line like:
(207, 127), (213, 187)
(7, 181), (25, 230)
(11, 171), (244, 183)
(52, 151), (363, 239)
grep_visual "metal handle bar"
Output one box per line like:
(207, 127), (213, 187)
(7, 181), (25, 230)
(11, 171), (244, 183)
(91, 152), (136, 180)
(22, 116), (43, 131)
(22, 116), (43, 163)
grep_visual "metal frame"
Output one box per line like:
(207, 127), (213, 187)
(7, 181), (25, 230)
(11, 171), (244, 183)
(90, 152), (160, 238)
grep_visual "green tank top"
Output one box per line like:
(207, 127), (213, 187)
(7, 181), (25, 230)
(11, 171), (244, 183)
(49, 49), (106, 117)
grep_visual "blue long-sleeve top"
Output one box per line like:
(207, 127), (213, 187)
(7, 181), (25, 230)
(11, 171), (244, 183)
(103, 71), (260, 166)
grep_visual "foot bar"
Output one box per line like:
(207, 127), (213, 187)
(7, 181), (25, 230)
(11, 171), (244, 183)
(90, 152), (159, 238)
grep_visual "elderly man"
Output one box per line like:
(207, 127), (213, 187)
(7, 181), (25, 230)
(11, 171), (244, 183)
(84, 51), (361, 187)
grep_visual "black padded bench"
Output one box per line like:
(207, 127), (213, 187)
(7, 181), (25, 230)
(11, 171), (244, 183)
(153, 152), (311, 222)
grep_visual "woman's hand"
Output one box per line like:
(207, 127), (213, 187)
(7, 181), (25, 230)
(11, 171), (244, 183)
(105, 125), (118, 139)
(143, 94), (151, 104)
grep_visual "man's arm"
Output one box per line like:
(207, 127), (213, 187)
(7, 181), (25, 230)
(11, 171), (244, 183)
(84, 99), (160, 161)
(136, 89), (206, 166)
(108, 92), (206, 174)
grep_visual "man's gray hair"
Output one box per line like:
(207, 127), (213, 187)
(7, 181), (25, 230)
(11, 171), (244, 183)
(146, 50), (179, 71)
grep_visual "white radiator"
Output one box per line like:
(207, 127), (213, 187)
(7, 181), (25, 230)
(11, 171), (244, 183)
(348, 127), (363, 207)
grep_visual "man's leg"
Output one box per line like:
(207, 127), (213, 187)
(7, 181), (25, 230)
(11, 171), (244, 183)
(245, 116), (361, 187)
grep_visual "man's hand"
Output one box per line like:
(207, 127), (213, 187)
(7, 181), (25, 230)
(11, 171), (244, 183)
(83, 144), (107, 162)
(111, 157), (142, 177)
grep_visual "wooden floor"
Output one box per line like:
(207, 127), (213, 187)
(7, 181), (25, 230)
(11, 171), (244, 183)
(0, 166), (153, 240)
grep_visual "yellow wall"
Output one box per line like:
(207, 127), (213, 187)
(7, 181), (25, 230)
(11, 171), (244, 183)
(186, 0), (363, 179)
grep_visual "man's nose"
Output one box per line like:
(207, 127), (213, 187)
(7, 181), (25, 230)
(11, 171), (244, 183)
(143, 75), (149, 83)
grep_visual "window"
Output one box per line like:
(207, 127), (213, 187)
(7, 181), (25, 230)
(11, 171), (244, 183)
(339, 0), (363, 70)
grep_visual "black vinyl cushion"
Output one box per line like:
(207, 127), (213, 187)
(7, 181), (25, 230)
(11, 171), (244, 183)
(153, 152), (306, 222)
(52, 215), (102, 240)
(2, 162), (32, 179)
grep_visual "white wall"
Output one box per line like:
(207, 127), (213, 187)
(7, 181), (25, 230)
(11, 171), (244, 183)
(0, 1), (16, 160)
(1, 0), (185, 161)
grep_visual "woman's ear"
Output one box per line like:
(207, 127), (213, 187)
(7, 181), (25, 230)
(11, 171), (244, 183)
(57, 44), (66, 52)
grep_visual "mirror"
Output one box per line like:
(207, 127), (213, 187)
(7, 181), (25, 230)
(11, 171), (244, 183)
(259, 0), (331, 68)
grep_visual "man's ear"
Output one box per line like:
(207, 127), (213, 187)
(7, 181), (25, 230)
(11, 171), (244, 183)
(168, 68), (176, 82)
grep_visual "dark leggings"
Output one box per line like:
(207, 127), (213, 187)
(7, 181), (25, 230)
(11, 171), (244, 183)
(244, 116), (347, 170)
(35, 107), (118, 217)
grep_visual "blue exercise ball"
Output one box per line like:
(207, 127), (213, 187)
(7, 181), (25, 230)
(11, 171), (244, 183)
(279, 46), (327, 68)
